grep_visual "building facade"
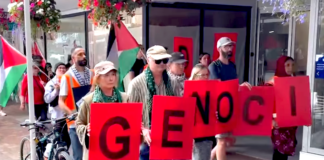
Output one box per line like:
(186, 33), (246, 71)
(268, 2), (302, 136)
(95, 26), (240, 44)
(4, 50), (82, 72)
(1, 0), (323, 159)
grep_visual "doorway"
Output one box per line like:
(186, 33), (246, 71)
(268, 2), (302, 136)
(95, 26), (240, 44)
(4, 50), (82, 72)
(144, 2), (254, 83)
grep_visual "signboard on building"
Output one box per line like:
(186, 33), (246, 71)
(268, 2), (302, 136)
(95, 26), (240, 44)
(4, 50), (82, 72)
(315, 56), (324, 79)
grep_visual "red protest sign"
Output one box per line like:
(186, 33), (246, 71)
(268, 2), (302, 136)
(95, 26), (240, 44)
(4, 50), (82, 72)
(89, 103), (142, 160)
(183, 80), (218, 138)
(274, 76), (312, 127)
(215, 79), (239, 134)
(213, 33), (238, 63)
(233, 86), (274, 136)
(150, 96), (196, 160)
(174, 37), (194, 78)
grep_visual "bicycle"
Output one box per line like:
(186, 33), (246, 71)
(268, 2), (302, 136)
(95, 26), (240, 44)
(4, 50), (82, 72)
(20, 113), (77, 160)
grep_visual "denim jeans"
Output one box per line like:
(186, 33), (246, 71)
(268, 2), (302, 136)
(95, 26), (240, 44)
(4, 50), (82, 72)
(140, 143), (150, 160)
(69, 128), (83, 160)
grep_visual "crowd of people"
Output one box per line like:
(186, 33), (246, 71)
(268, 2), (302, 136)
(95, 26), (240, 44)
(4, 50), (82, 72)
(12, 37), (297, 160)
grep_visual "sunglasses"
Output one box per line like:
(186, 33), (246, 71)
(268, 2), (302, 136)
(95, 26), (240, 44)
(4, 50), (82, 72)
(155, 59), (169, 64)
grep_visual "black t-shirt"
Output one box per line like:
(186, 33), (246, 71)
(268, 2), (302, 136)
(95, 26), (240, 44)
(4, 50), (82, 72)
(208, 59), (237, 81)
(131, 59), (145, 77)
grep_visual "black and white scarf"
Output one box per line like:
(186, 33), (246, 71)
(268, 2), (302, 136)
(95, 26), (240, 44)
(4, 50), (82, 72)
(168, 71), (186, 96)
(71, 66), (91, 86)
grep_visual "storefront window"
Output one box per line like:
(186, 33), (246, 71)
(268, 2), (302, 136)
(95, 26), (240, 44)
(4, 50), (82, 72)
(88, 9), (142, 68)
(294, 12), (310, 76)
(311, 1), (324, 150)
(46, 15), (86, 67)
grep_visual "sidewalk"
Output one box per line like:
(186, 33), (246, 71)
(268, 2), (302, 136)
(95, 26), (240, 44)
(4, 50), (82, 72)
(0, 101), (275, 160)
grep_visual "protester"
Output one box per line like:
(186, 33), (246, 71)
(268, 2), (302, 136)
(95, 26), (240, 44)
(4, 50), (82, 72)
(20, 61), (47, 121)
(129, 44), (146, 80)
(209, 37), (252, 160)
(199, 52), (211, 67)
(188, 63), (215, 160)
(43, 62), (70, 160)
(45, 62), (55, 79)
(167, 52), (187, 96)
(59, 47), (94, 160)
(76, 61), (128, 160)
(127, 45), (181, 160)
(265, 56), (298, 160)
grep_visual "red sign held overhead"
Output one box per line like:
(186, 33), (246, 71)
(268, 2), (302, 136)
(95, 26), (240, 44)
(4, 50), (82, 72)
(150, 96), (196, 160)
(274, 76), (312, 127)
(89, 103), (142, 160)
(174, 37), (194, 78)
(233, 86), (274, 136)
(213, 33), (238, 63)
(214, 79), (240, 135)
(183, 80), (219, 138)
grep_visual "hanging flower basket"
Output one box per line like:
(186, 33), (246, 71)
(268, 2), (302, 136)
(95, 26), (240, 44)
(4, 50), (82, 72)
(0, 8), (9, 33)
(260, 0), (310, 23)
(78, 0), (148, 28)
(7, 0), (61, 39)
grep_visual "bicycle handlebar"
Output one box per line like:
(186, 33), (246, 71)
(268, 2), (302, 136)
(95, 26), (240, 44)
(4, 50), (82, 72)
(20, 113), (78, 128)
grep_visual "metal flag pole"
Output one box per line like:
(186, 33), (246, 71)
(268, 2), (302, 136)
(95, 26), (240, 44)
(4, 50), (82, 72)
(23, 0), (36, 159)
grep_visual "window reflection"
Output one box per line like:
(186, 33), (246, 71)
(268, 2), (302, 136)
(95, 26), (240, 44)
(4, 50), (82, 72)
(46, 15), (86, 67)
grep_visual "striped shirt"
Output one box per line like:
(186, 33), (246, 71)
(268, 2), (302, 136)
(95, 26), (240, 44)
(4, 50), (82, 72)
(127, 72), (181, 128)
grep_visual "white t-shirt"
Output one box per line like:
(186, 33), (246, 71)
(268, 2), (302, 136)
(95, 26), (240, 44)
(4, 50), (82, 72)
(59, 69), (86, 128)
(59, 70), (85, 96)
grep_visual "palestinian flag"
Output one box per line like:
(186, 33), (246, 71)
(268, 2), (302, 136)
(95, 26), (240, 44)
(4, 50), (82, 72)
(106, 22), (139, 91)
(0, 36), (27, 107)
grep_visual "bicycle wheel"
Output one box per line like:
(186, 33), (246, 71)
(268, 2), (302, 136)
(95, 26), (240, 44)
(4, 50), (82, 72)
(55, 150), (73, 160)
(20, 137), (30, 160)
(20, 137), (41, 160)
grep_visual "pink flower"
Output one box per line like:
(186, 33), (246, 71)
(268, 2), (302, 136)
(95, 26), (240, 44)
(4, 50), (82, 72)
(114, 2), (123, 10)
(106, 1), (111, 7)
(30, 3), (35, 8)
(17, 7), (23, 11)
(93, 0), (99, 7)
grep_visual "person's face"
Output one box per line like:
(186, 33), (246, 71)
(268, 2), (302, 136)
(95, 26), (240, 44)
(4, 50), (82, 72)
(200, 55), (211, 66)
(284, 59), (294, 75)
(32, 66), (39, 75)
(46, 66), (52, 72)
(148, 57), (168, 73)
(218, 44), (234, 59)
(56, 65), (67, 76)
(169, 62), (185, 75)
(194, 68), (209, 80)
(98, 70), (117, 89)
(72, 48), (87, 67)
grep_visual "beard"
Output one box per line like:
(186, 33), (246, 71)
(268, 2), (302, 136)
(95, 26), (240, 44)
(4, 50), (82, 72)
(77, 59), (88, 67)
(220, 50), (232, 59)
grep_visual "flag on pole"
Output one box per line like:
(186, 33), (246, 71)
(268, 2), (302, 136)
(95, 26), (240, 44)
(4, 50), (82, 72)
(106, 22), (139, 91)
(0, 36), (27, 107)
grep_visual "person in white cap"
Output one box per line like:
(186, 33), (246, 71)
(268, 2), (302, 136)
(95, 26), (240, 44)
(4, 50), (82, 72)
(209, 37), (251, 160)
(127, 45), (181, 160)
(76, 61), (128, 160)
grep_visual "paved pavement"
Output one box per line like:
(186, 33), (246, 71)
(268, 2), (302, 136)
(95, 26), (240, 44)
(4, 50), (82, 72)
(0, 101), (301, 160)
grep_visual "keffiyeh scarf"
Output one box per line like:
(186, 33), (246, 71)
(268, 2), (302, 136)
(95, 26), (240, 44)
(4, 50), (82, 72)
(92, 86), (122, 103)
(71, 66), (91, 86)
(145, 67), (174, 125)
(168, 71), (186, 96)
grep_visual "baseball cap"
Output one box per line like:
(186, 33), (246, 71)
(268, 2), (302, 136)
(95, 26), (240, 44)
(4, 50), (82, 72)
(94, 61), (117, 76)
(169, 52), (188, 63)
(217, 37), (236, 48)
(147, 45), (171, 60)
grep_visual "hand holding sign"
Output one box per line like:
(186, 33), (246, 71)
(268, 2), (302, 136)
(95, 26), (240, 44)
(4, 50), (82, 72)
(89, 103), (142, 160)
(150, 96), (196, 160)
(233, 86), (274, 136)
(274, 76), (312, 127)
